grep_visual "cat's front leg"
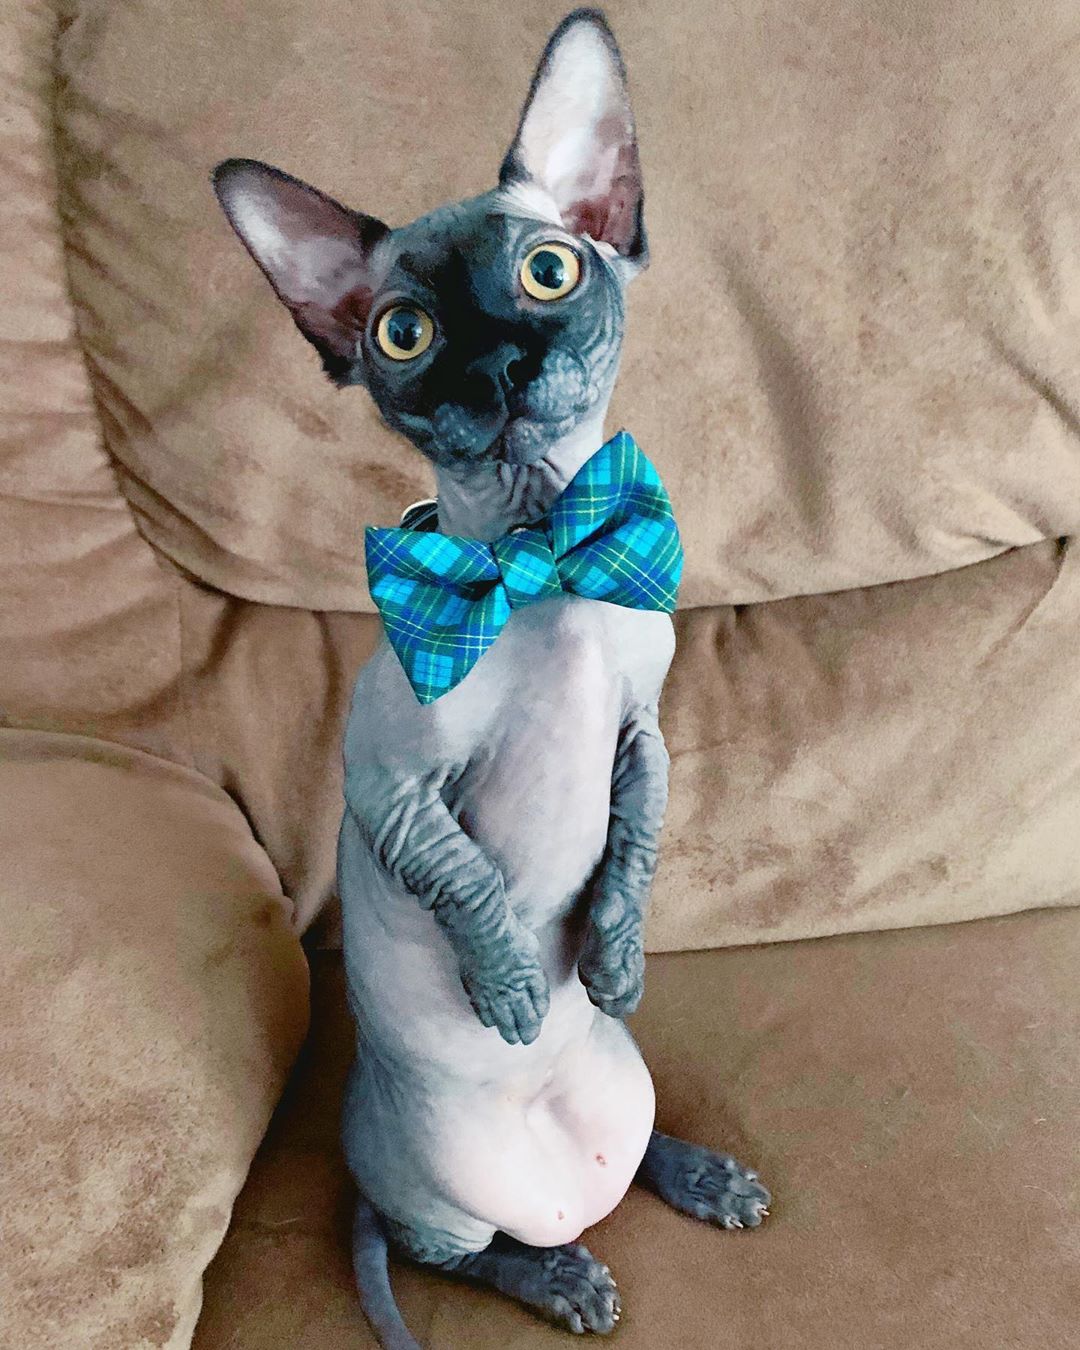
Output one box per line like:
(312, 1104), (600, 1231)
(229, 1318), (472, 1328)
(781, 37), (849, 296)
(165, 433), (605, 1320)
(578, 702), (669, 1018)
(345, 760), (550, 1045)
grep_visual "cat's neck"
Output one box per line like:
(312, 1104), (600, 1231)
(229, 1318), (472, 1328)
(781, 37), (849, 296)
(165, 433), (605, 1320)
(432, 413), (610, 541)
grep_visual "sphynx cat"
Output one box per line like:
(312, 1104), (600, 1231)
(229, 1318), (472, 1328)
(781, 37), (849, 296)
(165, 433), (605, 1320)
(212, 9), (770, 1345)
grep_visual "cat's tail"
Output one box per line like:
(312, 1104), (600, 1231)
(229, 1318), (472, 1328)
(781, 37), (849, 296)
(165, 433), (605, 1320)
(352, 1196), (422, 1350)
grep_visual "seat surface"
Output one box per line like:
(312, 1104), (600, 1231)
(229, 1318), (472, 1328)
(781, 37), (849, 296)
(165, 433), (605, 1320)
(194, 904), (1080, 1349)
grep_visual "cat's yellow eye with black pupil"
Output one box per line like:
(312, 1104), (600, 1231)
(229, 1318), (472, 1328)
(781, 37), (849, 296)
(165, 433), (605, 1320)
(520, 242), (581, 301)
(375, 305), (435, 361)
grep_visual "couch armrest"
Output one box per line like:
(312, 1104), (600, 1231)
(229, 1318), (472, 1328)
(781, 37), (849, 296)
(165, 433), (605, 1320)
(0, 729), (309, 1350)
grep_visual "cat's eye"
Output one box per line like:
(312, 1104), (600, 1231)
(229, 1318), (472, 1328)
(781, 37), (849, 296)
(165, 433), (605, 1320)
(519, 242), (581, 301)
(374, 305), (435, 361)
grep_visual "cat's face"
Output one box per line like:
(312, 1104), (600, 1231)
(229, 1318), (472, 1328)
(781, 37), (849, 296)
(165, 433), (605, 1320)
(213, 9), (646, 468)
(349, 188), (627, 466)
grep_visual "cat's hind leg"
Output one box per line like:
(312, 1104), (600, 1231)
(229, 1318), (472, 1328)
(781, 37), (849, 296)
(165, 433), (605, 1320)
(379, 1212), (621, 1338)
(635, 1128), (771, 1230)
(354, 1199), (620, 1345)
(352, 1196), (506, 1349)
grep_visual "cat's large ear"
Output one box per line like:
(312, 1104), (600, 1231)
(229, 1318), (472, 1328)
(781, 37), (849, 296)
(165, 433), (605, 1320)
(499, 8), (647, 273)
(211, 158), (389, 385)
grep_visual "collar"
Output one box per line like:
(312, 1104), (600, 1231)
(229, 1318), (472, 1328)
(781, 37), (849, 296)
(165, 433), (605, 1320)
(398, 497), (439, 531)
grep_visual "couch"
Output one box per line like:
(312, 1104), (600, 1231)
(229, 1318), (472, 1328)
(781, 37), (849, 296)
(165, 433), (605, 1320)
(3, 1), (1079, 1346)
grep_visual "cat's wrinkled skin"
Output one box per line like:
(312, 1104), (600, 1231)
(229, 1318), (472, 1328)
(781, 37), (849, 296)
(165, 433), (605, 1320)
(212, 8), (769, 1346)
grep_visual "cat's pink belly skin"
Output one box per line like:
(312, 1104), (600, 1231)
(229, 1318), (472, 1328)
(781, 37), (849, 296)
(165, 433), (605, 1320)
(506, 1034), (656, 1244)
(432, 1001), (656, 1247)
(340, 840), (657, 1248)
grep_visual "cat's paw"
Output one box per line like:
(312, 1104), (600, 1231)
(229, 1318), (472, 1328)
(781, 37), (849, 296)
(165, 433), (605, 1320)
(459, 940), (551, 1046)
(525, 1244), (621, 1336)
(578, 921), (645, 1018)
(649, 1139), (772, 1230)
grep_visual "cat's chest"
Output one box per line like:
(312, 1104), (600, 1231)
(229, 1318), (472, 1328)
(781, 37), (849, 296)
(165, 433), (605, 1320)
(352, 595), (674, 911)
(447, 599), (671, 903)
(447, 605), (628, 908)
(446, 595), (673, 727)
(359, 593), (674, 747)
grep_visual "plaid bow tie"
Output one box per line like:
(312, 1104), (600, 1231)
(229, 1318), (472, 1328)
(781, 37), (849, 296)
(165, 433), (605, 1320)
(364, 428), (683, 704)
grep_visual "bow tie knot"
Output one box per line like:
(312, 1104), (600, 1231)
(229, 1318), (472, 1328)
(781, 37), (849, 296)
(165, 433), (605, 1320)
(491, 527), (563, 609)
(364, 429), (683, 704)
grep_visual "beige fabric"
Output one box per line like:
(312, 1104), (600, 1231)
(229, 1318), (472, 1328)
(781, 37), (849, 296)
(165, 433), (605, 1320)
(195, 907), (1080, 1349)
(652, 533), (1080, 950)
(1, 8), (313, 1348)
(0, 730), (309, 1350)
(54, 0), (1080, 612)
(5, 1), (1080, 953)
(4, 3), (1080, 1347)
(167, 533), (1080, 950)
(172, 577), (380, 928)
(0, 0), (185, 762)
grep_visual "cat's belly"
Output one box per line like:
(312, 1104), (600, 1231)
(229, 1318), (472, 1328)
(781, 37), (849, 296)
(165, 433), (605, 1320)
(344, 1009), (656, 1249)
(464, 1017), (656, 1246)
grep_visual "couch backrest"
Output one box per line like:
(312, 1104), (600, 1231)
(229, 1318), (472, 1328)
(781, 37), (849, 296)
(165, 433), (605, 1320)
(0, 0), (185, 760)
(7, 0), (1080, 952)
(52, 0), (1080, 612)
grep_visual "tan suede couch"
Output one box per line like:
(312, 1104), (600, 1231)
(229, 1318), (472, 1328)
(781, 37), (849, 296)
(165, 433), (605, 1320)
(3, 1), (1080, 1347)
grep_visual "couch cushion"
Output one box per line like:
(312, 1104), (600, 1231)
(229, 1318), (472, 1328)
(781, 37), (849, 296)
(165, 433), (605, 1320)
(0, 730), (309, 1350)
(170, 535), (1080, 947)
(55, 0), (1080, 611)
(652, 533), (1080, 950)
(192, 905), (1080, 1349)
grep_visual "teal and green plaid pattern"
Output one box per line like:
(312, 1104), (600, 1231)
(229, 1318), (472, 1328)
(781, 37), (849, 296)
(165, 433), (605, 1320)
(364, 429), (683, 704)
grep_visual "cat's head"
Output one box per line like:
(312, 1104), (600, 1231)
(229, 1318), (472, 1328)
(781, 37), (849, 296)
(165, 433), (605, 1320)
(211, 7), (646, 468)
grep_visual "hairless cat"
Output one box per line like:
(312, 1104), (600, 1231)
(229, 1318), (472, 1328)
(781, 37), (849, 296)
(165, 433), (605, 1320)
(213, 9), (770, 1345)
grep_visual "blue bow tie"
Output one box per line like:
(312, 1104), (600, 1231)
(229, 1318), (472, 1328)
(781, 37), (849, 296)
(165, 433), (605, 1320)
(364, 429), (683, 704)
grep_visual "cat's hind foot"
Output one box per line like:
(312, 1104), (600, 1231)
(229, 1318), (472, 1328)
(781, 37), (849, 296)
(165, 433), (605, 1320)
(635, 1129), (771, 1229)
(438, 1233), (621, 1336)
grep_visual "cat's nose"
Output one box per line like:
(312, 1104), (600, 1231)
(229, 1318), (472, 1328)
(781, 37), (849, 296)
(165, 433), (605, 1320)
(462, 342), (529, 409)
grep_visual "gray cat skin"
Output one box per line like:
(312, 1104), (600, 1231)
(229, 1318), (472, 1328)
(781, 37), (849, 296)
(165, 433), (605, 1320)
(213, 9), (770, 1345)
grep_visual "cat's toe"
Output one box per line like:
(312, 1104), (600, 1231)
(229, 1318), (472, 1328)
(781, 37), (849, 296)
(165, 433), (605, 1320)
(510, 980), (550, 1045)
